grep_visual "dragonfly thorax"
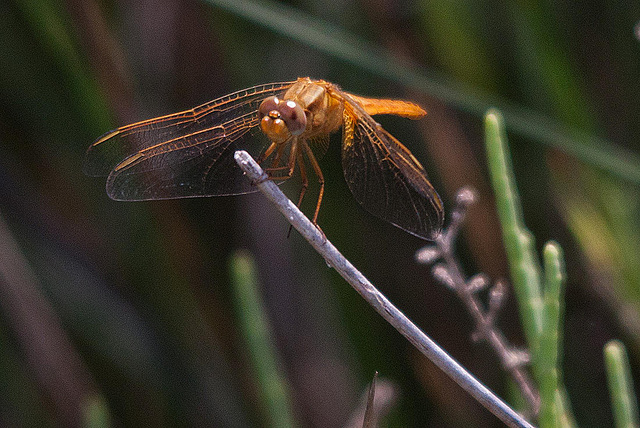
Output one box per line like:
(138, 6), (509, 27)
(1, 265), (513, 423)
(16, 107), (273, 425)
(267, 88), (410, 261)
(282, 78), (344, 140)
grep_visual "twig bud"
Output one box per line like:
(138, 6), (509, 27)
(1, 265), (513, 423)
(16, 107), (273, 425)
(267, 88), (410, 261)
(456, 186), (478, 207)
(415, 246), (441, 264)
(467, 273), (490, 293)
(432, 264), (456, 289)
(505, 349), (531, 369)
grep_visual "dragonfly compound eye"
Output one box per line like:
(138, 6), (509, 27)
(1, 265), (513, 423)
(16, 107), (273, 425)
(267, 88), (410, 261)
(278, 100), (307, 136)
(258, 96), (280, 119)
(259, 97), (288, 143)
(258, 97), (307, 142)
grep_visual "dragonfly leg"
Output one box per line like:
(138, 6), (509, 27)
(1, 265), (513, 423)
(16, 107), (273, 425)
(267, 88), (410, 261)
(265, 139), (298, 180)
(258, 142), (289, 174)
(285, 139), (298, 178)
(301, 141), (325, 226)
(295, 149), (309, 208)
(270, 143), (287, 169)
(286, 148), (309, 238)
(263, 143), (291, 178)
(257, 142), (277, 164)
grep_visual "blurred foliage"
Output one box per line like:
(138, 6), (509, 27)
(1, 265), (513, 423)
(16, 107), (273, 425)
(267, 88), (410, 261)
(1, 0), (639, 426)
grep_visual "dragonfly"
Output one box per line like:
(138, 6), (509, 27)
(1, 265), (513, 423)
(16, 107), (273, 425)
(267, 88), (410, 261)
(84, 77), (444, 240)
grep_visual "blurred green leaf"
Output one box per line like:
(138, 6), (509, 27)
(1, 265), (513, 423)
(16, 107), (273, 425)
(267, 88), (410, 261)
(229, 250), (298, 428)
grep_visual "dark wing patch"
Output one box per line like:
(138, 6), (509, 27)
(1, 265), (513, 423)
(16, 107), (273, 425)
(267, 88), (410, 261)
(341, 111), (444, 240)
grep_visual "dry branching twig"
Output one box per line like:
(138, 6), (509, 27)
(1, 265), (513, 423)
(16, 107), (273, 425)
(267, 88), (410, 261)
(415, 187), (540, 415)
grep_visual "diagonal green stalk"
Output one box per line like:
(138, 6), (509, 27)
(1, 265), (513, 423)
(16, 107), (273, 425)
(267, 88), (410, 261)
(604, 340), (640, 428)
(484, 110), (543, 349)
(485, 110), (576, 425)
(12, 0), (111, 132)
(229, 251), (298, 428)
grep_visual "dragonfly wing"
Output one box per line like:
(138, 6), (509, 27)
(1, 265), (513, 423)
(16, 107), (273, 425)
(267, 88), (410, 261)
(105, 123), (264, 200)
(84, 82), (295, 200)
(341, 111), (444, 240)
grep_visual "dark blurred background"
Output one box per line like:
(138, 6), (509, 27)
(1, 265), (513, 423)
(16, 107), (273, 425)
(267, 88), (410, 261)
(1, 0), (640, 426)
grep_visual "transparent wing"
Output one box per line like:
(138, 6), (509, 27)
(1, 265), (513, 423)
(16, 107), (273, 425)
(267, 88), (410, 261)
(340, 108), (444, 240)
(84, 81), (295, 200)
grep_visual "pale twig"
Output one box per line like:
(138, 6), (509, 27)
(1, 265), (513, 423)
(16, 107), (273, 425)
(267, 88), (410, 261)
(234, 150), (533, 428)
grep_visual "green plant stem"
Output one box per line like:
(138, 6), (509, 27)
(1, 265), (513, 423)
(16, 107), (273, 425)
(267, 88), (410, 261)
(484, 109), (543, 350)
(229, 251), (298, 428)
(485, 110), (577, 426)
(605, 340), (640, 428)
(538, 242), (567, 427)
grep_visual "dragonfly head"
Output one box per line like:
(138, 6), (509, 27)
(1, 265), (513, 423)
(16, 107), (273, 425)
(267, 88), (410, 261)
(259, 96), (307, 143)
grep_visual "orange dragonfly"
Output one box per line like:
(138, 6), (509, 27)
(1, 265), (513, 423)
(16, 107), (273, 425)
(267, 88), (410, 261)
(84, 77), (444, 239)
